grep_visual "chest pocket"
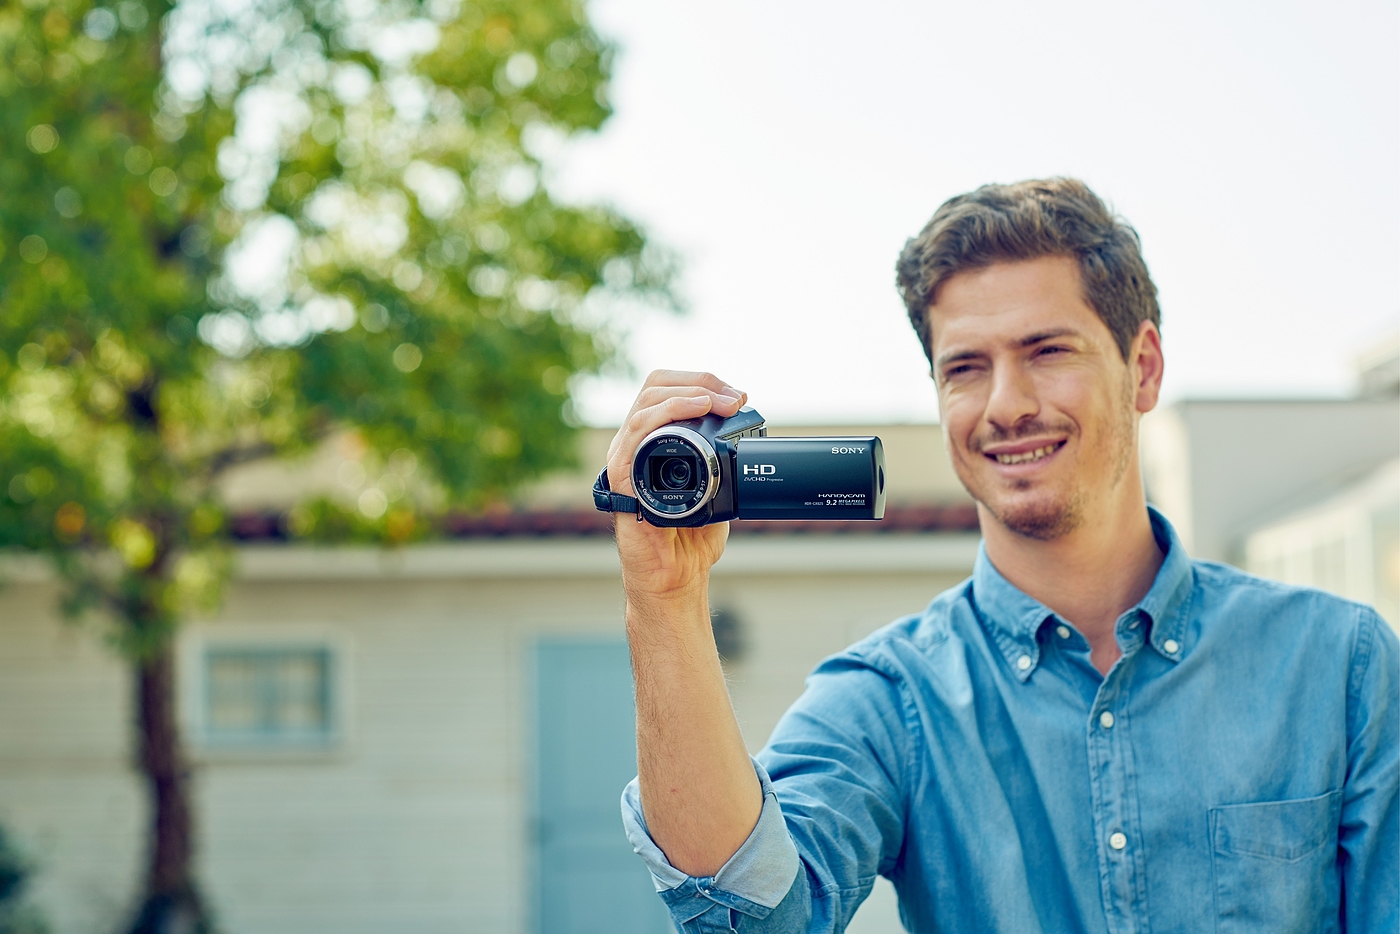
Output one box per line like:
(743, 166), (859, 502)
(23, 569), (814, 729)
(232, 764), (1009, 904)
(1210, 790), (1342, 934)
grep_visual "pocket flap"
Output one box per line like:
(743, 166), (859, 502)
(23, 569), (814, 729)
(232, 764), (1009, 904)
(1210, 790), (1341, 862)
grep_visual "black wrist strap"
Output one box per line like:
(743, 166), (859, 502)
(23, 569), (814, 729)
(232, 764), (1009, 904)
(592, 466), (641, 517)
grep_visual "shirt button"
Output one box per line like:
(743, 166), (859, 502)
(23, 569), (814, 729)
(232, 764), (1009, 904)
(1016, 655), (1032, 671)
(1056, 625), (1071, 639)
(1099, 711), (1115, 729)
(1163, 639), (1180, 654)
(1109, 832), (1127, 850)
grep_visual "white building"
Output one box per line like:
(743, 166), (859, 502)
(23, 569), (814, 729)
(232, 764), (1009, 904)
(1242, 460), (1400, 626)
(1139, 396), (1398, 565)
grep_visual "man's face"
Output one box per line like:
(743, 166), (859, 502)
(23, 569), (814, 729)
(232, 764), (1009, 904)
(928, 255), (1158, 540)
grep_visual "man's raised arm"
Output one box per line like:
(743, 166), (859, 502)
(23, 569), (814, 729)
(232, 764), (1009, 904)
(606, 369), (764, 876)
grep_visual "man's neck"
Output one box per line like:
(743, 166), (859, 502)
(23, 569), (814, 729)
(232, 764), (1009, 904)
(980, 481), (1164, 675)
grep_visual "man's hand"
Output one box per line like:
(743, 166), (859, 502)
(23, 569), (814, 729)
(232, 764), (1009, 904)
(605, 369), (748, 602)
(609, 369), (764, 879)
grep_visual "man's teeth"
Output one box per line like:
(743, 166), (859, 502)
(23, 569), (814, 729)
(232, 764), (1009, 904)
(994, 444), (1059, 465)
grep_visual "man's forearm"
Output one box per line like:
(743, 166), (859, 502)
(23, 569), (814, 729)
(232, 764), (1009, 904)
(628, 583), (764, 878)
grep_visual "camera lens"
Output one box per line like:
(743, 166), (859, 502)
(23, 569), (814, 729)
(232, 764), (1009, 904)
(632, 426), (720, 522)
(659, 457), (694, 491)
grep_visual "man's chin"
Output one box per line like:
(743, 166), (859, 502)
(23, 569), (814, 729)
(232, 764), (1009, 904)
(981, 495), (1081, 541)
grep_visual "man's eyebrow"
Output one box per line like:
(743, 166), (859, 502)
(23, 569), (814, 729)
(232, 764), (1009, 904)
(934, 348), (982, 370)
(935, 328), (1085, 370)
(1016, 327), (1082, 347)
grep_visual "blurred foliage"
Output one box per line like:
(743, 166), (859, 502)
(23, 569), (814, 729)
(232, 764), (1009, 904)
(0, 0), (673, 652)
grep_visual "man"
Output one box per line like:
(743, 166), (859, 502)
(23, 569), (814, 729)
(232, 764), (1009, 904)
(604, 179), (1398, 932)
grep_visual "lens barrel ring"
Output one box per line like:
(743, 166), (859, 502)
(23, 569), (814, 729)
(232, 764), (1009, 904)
(631, 425), (721, 521)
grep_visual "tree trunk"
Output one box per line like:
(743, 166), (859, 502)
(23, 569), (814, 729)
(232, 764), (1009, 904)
(128, 642), (211, 934)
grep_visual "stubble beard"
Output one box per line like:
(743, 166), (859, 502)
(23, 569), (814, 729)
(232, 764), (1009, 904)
(991, 479), (1086, 541)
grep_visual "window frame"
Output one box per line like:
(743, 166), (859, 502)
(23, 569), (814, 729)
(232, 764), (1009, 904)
(179, 624), (353, 760)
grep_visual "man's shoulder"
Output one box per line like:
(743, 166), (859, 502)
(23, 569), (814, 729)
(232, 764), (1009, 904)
(1192, 558), (1377, 624)
(1189, 558), (1395, 651)
(796, 579), (981, 714)
(839, 578), (977, 665)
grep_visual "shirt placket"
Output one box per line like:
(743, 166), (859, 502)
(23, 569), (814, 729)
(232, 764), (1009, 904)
(1086, 635), (1146, 934)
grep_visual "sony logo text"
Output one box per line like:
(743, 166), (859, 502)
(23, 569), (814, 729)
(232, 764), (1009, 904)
(831, 446), (866, 454)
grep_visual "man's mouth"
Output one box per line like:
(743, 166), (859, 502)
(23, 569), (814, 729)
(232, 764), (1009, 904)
(984, 440), (1065, 465)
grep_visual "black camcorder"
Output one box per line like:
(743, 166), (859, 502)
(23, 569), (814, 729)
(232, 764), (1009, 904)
(593, 406), (886, 528)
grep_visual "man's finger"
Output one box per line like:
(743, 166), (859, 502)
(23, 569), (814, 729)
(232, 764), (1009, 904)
(640, 369), (741, 398)
(631, 385), (742, 416)
(625, 394), (715, 442)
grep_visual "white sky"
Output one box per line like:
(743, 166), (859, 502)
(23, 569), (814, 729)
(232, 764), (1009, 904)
(551, 0), (1400, 426)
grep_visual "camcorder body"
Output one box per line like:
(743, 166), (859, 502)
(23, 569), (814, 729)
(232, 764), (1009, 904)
(628, 406), (885, 528)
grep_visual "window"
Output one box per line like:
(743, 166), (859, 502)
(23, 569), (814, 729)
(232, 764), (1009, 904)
(202, 646), (336, 748)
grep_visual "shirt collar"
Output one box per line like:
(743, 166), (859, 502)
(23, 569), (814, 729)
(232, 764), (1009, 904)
(970, 506), (1195, 681)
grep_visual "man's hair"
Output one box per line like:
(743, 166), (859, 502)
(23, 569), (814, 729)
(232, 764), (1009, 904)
(895, 178), (1160, 363)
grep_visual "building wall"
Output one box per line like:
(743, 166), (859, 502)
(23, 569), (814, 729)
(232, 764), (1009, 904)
(0, 535), (975, 934)
(0, 578), (145, 932)
(1244, 460), (1400, 629)
(1141, 398), (1400, 562)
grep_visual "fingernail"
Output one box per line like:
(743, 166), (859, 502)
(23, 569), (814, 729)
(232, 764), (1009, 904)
(689, 395), (710, 404)
(716, 393), (740, 405)
(722, 386), (743, 397)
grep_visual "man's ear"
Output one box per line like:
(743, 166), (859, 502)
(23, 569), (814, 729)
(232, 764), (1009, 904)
(1130, 319), (1165, 414)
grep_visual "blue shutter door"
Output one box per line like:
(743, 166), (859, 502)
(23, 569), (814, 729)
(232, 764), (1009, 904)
(535, 639), (671, 934)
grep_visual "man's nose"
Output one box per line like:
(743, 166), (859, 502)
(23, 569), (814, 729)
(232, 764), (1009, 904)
(984, 362), (1039, 431)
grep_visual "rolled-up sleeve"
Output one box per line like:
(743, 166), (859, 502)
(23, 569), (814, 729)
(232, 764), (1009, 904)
(621, 758), (802, 927)
(620, 647), (913, 933)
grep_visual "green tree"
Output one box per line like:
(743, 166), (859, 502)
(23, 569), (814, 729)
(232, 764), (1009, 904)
(0, 0), (671, 929)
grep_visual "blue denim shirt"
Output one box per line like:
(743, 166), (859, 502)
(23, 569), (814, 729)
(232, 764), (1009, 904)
(621, 509), (1399, 933)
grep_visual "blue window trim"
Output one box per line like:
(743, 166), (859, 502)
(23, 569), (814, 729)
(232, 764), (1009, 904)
(201, 644), (337, 749)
